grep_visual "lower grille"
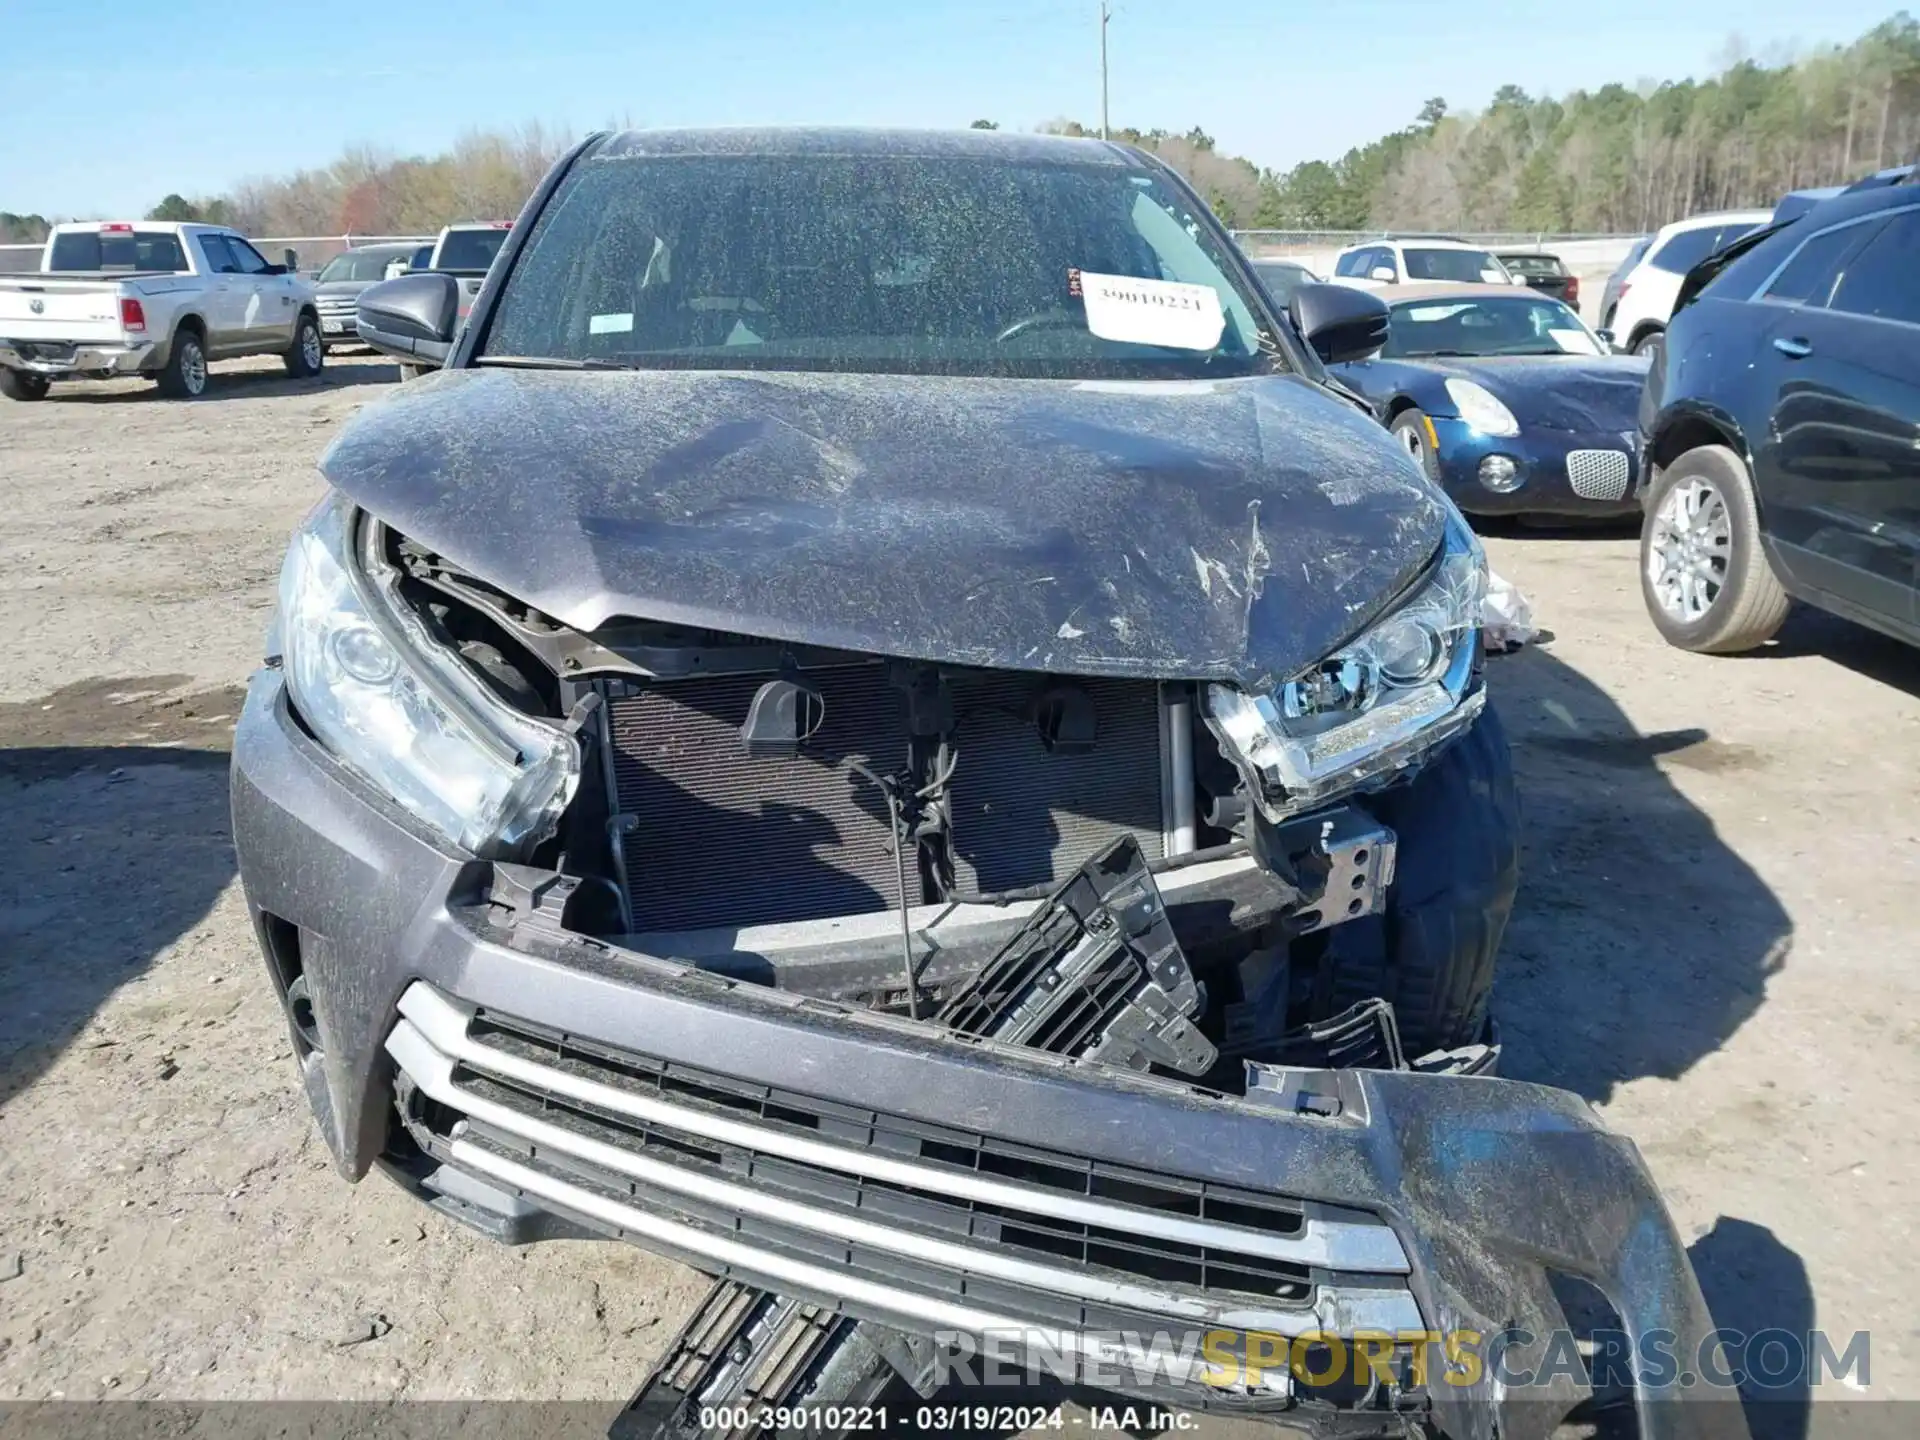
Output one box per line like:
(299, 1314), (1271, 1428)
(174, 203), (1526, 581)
(602, 668), (1166, 933)
(387, 984), (1419, 1344)
(1566, 448), (1631, 501)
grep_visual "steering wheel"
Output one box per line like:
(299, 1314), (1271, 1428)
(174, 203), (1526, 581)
(995, 309), (1084, 344)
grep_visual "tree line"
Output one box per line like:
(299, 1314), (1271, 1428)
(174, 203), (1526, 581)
(6, 14), (1917, 244)
(1046, 12), (1920, 234)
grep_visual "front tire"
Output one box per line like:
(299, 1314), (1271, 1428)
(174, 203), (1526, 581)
(155, 328), (208, 399)
(1319, 703), (1520, 1055)
(1390, 409), (1442, 484)
(1640, 445), (1789, 653)
(0, 369), (49, 402)
(283, 314), (325, 378)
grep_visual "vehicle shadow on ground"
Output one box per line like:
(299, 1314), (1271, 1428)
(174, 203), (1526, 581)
(1471, 514), (1642, 543)
(1687, 1217), (1816, 1440)
(43, 356), (398, 404)
(1490, 646), (1792, 1103)
(0, 678), (242, 1108)
(1732, 605), (1920, 701)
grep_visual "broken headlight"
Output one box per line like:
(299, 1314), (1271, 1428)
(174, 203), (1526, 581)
(276, 493), (580, 855)
(1206, 510), (1486, 820)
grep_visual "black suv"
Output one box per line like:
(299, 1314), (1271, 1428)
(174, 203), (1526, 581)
(1638, 183), (1920, 653)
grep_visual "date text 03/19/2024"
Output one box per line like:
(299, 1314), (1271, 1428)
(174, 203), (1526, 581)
(695, 1405), (1201, 1432)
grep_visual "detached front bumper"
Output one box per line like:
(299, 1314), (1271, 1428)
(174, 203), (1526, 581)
(0, 337), (156, 376)
(1428, 417), (1642, 518)
(231, 669), (1742, 1440)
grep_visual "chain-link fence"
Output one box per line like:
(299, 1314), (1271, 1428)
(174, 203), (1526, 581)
(1230, 229), (1633, 252)
(1, 233), (436, 275)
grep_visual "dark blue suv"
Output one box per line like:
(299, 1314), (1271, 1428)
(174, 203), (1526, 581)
(1638, 181), (1920, 653)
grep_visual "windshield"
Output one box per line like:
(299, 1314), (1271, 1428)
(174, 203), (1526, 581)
(1251, 260), (1313, 305)
(1499, 255), (1563, 278)
(1383, 295), (1603, 357)
(480, 152), (1275, 379)
(319, 249), (406, 282)
(1403, 247), (1510, 283)
(435, 228), (510, 272)
(46, 229), (190, 273)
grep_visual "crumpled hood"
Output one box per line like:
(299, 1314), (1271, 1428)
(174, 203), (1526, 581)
(1429, 353), (1651, 433)
(319, 367), (1446, 692)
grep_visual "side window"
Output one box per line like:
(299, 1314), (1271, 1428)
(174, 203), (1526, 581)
(1826, 210), (1920, 325)
(146, 235), (188, 272)
(199, 235), (240, 274)
(1762, 222), (1876, 307)
(1646, 225), (1718, 275)
(226, 237), (273, 274)
(1335, 249), (1364, 278)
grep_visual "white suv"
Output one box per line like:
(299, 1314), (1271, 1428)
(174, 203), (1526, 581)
(1604, 209), (1772, 362)
(1329, 238), (1517, 290)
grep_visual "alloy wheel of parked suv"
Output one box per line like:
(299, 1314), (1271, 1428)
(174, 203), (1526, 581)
(1640, 445), (1789, 652)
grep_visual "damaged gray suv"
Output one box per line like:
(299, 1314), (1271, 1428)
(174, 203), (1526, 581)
(232, 129), (1735, 1438)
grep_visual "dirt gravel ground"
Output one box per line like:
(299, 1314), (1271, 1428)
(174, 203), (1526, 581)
(2, 354), (1917, 1436)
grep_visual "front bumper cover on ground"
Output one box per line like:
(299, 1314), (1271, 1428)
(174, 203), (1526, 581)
(231, 668), (1744, 1440)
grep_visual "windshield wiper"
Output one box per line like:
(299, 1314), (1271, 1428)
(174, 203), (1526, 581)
(473, 354), (635, 370)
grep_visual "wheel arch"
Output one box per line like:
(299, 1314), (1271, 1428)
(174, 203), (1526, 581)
(1647, 402), (1751, 478)
(1627, 318), (1666, 351)
(160, 311), (207, 365)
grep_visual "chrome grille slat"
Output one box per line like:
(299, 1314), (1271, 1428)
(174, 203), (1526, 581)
(395, 1017), (1382, 1331)
(448, 1140), (1243, 1385)
(392, 985), (1412, 1280)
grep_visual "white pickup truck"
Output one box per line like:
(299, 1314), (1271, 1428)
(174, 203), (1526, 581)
(424, 221), (513, 322)
(387, 221), (513, 379)
(0, 221), (323, 401)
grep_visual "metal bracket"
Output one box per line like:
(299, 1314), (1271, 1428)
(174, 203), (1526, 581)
(1272, 806), (1397, 936)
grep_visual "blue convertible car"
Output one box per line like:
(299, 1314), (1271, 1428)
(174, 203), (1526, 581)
(1330, 283), (1651, 518)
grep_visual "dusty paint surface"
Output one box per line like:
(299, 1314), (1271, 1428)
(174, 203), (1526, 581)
(321, 366), (1444, 691)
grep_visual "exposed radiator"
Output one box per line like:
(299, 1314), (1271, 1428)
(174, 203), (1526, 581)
(605, 666), (921, 934)
(602, 668), (1168, 935)
(945, 673), (1165, 894)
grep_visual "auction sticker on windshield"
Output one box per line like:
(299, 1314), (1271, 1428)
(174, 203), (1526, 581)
(1072, 269), (1226, 350)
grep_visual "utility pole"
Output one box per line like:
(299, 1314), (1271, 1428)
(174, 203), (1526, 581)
(1099, 1), (1111, 140)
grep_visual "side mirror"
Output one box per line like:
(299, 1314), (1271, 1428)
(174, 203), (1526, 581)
(283, 248), (299, 271)
(1510, 273), (1530, 286)
(1290, 282), (1390, 365)
(1595, 328), (1626, 354)
(356, 272), (460, 368)
(1369, 265), (1397, 283)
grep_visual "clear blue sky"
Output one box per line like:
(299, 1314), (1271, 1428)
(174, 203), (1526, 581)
(5, 0), (1902, 217)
